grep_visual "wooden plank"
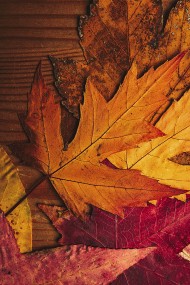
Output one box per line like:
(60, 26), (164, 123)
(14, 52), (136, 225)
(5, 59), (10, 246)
(0, 2), (88, 15)
(0, 47), (82, 55)
(0, 38), (80, 49)
(0, 15), (78, 29)
(0, 27), (79, 40)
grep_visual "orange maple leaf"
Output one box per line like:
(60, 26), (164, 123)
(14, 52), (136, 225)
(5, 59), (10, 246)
(12, 53), (187, 219)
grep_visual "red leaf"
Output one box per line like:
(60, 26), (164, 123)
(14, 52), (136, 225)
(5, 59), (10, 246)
(39, 198), (190, 284)
(39, 198), (190, 254)
(0, 212), (155, 285)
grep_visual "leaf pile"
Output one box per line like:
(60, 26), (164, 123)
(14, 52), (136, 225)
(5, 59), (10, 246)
(1, 0), (190, 284)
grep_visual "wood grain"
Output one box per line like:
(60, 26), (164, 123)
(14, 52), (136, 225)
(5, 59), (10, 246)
(0, 0), (90, 250)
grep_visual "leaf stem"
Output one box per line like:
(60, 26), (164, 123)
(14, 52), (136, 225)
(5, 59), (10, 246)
(5, 174), (49, 217)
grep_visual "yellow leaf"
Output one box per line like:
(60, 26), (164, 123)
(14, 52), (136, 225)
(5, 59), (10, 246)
(0, 146), (32, 253)
(109, 89), (190, 192)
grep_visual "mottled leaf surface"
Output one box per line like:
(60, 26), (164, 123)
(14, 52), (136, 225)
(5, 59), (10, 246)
(51, 58), (89, 118)
(52, 0), (162, 116)
(52, 0), (190, 117)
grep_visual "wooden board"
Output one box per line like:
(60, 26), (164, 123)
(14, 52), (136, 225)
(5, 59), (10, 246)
(0, 0), (90, 250)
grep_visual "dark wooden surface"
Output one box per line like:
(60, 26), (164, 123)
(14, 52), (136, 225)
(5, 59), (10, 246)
(0, 0), (90, 250)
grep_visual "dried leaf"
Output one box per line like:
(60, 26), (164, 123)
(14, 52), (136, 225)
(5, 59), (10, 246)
(52, 0), (190, 117)
(141, 0), (190, 124)
(15, 54), (186, 219)
(0, 147), (31, 253)
(0, 212), (155, 285)
(109, 89), (190, 192)
(40, 197), (190, 284)
(50, 58), (89, 119)
(52, 0), (162, 116)
(79, 0), (162, 96)
(138, 0), (190, 72)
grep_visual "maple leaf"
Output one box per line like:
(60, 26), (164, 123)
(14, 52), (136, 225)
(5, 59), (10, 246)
(12, 54), (186, 219)
(0, 146), (31, 253)
(39, 197), (190, 284)
(51, 0), (190, 118)
(109, 88), (190, 194)
(0, 212), (155, 285)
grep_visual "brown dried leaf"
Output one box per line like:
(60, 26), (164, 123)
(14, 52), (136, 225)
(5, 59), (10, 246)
(52, 0), (162, 117)
(52, 0), (190, 118)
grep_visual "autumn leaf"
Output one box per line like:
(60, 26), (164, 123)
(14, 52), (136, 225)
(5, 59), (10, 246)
(12, 54), (187, 219)
(137, 0), (190, 73)
(39, 197), (190, 284)
(51, 0), (162, 116)
(39, 198), (190, 253)
(50, 58), (89, 118)
(51, 0), (190, 117)
(142, 0), (190, 124)
(0, 146), (32, 253)
(0, 212), (155, 285)
(109, 88), (190, 196)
